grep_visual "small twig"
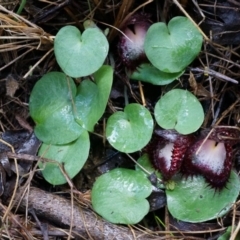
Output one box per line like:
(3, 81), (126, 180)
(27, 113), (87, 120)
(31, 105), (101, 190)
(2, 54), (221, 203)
(230, 219), (240, 240)
(29, 208), (49, 240)
(203, 43), (215, 121)
(171, 0), (209, 41)
(7, 152), (57, 163)
(15, 114), (33, 132)
(0, 140), (19, 223)
(0, 48), (33, 72)
(138, 81), (146, 106)
(191, 0), (205, 25)
(32, 0), (71, 23)
(231, 203), (237, 238)
(23, 48), (53, 79)
(227, 0), (240, 7)
(126, 154), (163, 185)
(12, 187), (157, 240)
(0, 202), (32, 239)
(214, 99), (240, 125)
(195, 128), (215, 155)
(119, 0), (154, 29)
(211, 94), (224, 126)
(190, 67), (238, 84)
(214, 125), (240, 131)
(58, 164), (75, 240)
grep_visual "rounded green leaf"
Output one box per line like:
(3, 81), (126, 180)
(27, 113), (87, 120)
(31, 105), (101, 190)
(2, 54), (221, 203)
(91, 168), (152, 224)
(106, 103), (153, 153)
(38, 130), (90, 185)
(166, 171), (240, 222)
(154, 89), (204, 134)
(74, 65), (113, 131)
(54, 26), (109, 77)
(144, 16), (203, 73)
(130, 63), (184, 85)
(29, 72), (83, 144)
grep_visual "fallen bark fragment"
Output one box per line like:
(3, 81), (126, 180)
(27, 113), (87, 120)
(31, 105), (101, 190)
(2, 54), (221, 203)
(13, 187), (158, 240)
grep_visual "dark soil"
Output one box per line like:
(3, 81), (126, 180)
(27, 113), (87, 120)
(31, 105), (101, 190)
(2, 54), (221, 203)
(1, 0), (240, 239)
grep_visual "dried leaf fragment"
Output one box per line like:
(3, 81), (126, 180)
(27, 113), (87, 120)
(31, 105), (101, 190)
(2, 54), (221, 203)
(5, 74), (19, 97)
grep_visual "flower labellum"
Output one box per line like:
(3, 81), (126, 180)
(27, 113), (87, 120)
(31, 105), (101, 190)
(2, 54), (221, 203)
(147, 130), (194, 180)
(118, 13), (151, 69)
(148, 127), (239, 191)
(182, 128), (238, 190)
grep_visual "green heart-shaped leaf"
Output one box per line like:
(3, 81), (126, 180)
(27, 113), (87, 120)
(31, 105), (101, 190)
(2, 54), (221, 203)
(106, 103), (153, 153)
(74, 65), (113, 131)
(29, 72), (83, 144)
(91, 168), (152, 224)
(38, 130), (90, 185)
(54, 26), (109, 77)
(144, 16), (203, 73)
(154, 89), (204, 134)
(130, 63), (184, 85)
(166, 171), (240, 222)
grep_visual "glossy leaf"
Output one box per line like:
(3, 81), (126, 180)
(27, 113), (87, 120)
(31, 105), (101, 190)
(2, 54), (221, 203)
(74, 65), (113, 131)
(91, 168), (152, 224)
(54, 26), (109, 77)
(106, 103), (153, 153)
(29, 72), (83, 144)
(154, 89), (204, 134)
(38, 130), (90, 185)
(144, 16), (202, 73)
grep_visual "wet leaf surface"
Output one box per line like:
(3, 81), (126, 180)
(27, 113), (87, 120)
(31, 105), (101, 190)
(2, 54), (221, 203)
(92, 168), (152, 224)
(106, 103), (153, 153)
(144, 16), (202, 73)
(29, 72), (84, 144)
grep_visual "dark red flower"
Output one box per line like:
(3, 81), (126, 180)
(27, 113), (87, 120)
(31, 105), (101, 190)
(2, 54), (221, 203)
(148, 127), (239, 191)
(181, 127), (239, 190)
(117, 13), (151, 69)
(147, 129), (194, 180)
